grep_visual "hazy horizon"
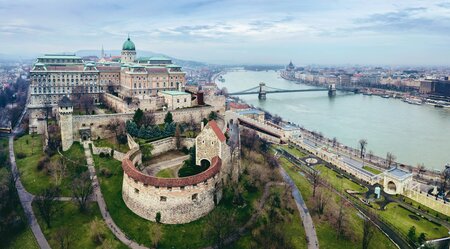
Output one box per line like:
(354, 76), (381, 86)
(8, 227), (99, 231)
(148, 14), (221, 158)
(1, 0), (450, 66)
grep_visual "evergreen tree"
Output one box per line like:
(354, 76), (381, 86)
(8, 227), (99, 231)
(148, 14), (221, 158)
(164, 111), (173, 124)
(133, 108), (144, 126)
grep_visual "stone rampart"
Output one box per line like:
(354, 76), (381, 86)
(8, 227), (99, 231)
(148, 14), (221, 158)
(91, 142), (126, 161)
(103, 93), (133, 113)
(405, 189), (450, 217)
(149, 137), (195, 156)
(71, 105), (218, 140)
(121, 143), (222, 224)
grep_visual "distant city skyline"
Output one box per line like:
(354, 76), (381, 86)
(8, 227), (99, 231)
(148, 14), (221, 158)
(1, 0), (450, 65)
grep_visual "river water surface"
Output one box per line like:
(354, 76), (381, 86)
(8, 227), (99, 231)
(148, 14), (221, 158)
(216, 70), (450, 170)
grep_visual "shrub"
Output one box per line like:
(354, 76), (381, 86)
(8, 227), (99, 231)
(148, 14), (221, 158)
(110, 150), (114, 158)
(16, 152), (26, 159)
(99, 168), (112, 178)
(99, 152), (106, 158)
(155, 212), (161, 223)
(37, 156), (50, 171)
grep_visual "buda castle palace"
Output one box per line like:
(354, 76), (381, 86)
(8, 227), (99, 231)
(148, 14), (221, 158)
(28, 36), (189, 132)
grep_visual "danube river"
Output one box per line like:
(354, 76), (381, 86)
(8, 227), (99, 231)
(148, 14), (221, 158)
(216, 70), (450, 170)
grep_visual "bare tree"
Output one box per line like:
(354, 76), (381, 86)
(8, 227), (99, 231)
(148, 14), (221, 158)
(332, 137), (338, 148)
(71, 171), (93, 212)
(148, 223), (163, 248)
(205, 209), (237, 249)
(35, 186), (61, 228)
(89, 217), (107, 245)
(106, 118), (125, 145)
(53, 227), (73, 249)
(359, 139), (368, 158)
(335, 197), (347, 239)
(175, 123), (181, 150)
(188, 114), (196, 131)
(386, 152), (396, 168)
(367, 150), (374, 162)
(80, 94), (95, 115)
(49, 157), (67, 186)
(362, 217), (375, 249)
(417, 163), (426, 178)
(313, 187), (328, 216)
(142, 111), (156, 127)
(312, 169), (320, 197)
(219, 87), (228, 97)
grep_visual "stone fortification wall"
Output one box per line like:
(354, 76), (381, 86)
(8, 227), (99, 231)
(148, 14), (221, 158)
(72, 113), (134, 140)
(203, 95), (226, 113)
(122, 146), (222, 224)
(91, 142), (127, 161)
(71, 105), (218, 140)
(405, 189), (450, 217)
(103, 93), (132, 113)
(149, 137), (195, 156)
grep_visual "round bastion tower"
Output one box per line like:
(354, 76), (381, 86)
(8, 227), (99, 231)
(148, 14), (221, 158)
(121, 35), (136, 63)
(58, 96), (74, 151)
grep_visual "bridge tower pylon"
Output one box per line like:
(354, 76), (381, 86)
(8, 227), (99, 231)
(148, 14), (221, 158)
(258, 82), (266, 100)
(328, 83), (336, 97)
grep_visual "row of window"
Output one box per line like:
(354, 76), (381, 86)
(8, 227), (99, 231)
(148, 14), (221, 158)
(133, 82), (180, 88)
(33, 86), (103, 94)
(133, 188), (199, 201)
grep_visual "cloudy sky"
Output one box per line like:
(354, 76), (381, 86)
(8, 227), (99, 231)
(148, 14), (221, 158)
(1, 0), (450, 65)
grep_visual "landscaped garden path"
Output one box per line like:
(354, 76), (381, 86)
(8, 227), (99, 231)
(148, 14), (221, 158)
(83, 141), (148, 249)
(275, 151), (319, 249)
(9, 135), (50, 249)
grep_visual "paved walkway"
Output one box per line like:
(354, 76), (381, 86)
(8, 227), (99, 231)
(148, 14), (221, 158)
(143, 155), (189, 176)
(9, 135), (51, 249)
(83, 142), (148, 249)
(278, 164), (320, 249)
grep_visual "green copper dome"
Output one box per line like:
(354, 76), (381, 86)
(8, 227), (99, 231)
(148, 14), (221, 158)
(122, 36), (135, 51)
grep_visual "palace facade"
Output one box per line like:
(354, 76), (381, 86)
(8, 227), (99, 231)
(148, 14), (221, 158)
(28, 36), (187, 131)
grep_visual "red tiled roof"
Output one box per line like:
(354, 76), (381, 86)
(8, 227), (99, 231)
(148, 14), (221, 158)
(229, 102), (249, 110)
(208, 120), (226, 142)
(122, 155), (221, 187)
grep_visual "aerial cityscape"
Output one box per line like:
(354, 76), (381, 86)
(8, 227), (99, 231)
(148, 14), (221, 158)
(1, 1), (450, 249)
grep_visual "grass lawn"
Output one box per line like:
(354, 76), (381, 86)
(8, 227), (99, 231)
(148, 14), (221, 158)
(5, 227), (39, 249)
(155, 166), (179, 178)
(400, 196), (450, 221)
(363, 165), (383, 175)
(93, 138), (129, 153)
(14, 134), (87, 196)
(33, 201), (127, 249)
(229, 186), (308, 249)
(280, 158), (396, 249)
(14, 134), (47, 194)
(93, 154), (261, 248)
(315, 164), (367, 193)
(378, 203), (449, 240)
(1, 137), (39, 249)
(279, 145), (307, 158)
